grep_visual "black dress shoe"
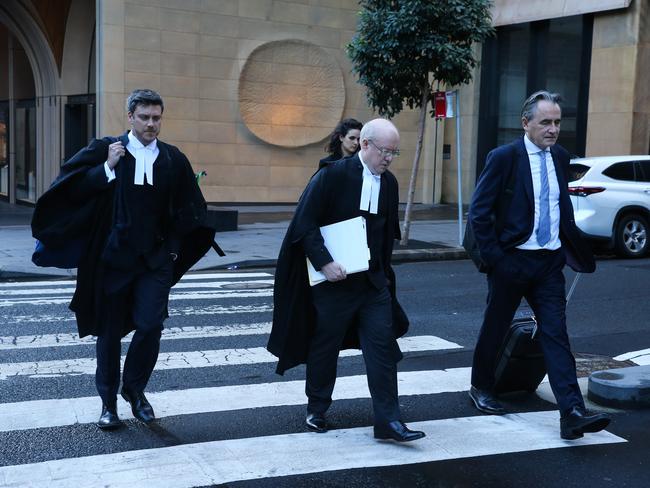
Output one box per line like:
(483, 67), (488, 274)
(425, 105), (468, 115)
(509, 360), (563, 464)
(560, 406), (611, 440)
(469, 386), (506, 415)
(121, 388), (155, 424)
(97, 404), (122, 430)
(306, 412), (328, 433)
(374, 421), (426, 442)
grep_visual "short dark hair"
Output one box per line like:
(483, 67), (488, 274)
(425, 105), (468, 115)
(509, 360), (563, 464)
(324, 118), (363, 158)
(521, 90), (562, 121)
(126, 88), (164, 114)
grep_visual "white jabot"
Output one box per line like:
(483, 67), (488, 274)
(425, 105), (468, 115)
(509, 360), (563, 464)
(517, 135), (561, 250)
(127, 131), (159, 186)
(358, 154), (381, 214)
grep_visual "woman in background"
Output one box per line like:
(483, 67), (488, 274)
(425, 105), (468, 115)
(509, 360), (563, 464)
(319, 118), (363, 169)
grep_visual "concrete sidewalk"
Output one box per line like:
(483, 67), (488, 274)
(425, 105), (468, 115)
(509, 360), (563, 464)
(0, 201), (468, 279)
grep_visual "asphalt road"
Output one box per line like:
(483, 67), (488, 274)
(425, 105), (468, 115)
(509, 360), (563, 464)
(0, 258), (648, 487)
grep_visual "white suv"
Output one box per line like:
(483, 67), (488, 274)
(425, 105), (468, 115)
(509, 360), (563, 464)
(568, 155), (650, 258)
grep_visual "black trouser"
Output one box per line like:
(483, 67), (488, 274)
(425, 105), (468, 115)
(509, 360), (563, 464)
(471, 248), (584, 415)
(95, 260), (173, 407)
(306, 274), (402, 426)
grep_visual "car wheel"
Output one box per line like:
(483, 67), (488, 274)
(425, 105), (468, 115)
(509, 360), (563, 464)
(614, 213), (649, 258)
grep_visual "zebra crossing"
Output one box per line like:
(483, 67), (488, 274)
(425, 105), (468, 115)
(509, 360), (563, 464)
(0, 271), (625, 487)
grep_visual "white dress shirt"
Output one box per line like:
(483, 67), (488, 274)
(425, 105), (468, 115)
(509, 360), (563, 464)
(516, 135), (561, 250)
(358, 153), (381, 214)
(103, 131), (159, 185)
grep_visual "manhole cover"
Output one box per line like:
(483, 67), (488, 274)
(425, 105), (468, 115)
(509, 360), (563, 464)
(220, 282), (274, 290)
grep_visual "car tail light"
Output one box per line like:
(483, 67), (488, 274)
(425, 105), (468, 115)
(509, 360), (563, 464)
(567, 186), (606, 197)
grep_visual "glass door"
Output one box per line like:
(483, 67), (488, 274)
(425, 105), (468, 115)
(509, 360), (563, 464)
(0, 102), (8, 198)
(14, 98), (36, 203)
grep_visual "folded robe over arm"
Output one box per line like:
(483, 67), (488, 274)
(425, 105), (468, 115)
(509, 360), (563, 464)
(31, 133), (219, 338)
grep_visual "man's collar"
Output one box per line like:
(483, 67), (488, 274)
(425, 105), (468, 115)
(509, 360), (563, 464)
(358, 152), (379, 177)
(127, 130), (157, 151)
(524, 134), (550, 155)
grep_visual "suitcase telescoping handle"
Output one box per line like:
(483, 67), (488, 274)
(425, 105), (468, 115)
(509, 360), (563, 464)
(565, 272), (582, 304)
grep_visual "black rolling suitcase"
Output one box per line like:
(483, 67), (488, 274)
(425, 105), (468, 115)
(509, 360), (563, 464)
(493, 273), (582, 394)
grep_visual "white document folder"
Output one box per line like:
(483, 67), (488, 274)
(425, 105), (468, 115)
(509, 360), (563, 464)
(306, 216), (371, 286)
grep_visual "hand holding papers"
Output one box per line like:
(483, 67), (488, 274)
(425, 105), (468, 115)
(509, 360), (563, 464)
(306, 216), (370, 286)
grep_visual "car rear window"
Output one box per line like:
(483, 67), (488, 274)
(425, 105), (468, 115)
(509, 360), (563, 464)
(602, 162), (635, 181)
(568, 164), (591, 182)
(636, 161), (650, 182)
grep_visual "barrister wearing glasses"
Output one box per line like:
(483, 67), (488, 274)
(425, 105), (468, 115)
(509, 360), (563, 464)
(467, 90), (611, 439)
(268, 118), (425, 442)
(32, 89), (216, 430)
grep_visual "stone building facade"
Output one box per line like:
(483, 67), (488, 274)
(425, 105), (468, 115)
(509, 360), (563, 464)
(0, 0), (647, 207)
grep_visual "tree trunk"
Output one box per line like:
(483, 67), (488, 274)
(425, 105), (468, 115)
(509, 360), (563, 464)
(400, 80), (430, 245)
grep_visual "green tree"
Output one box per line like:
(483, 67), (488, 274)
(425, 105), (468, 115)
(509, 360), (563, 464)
(347, 0), (494, 244)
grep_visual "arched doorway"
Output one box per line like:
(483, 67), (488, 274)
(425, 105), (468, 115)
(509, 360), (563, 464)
(0, 0), (61, 204)
(0, 23), (39, 203)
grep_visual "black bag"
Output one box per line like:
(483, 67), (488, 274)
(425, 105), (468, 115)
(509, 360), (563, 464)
(462, 222), (489, 273)
(463, 148), (518, 273)
(493, 312), (545, 394)
(493, 274), (582, 394)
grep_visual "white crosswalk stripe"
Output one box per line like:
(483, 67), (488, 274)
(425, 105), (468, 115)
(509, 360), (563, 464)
(0, 271), (625, 486)
(0, 369), (471, 432)
(0, 335), (460, 380)
(0, 304), (273, 325)
(0, 412), (624, 488)
(0, 323), (274, 350)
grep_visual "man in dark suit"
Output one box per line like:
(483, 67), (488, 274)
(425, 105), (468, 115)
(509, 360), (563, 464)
(32, 89), (215, 430)
(467, 90), (611, 439)
(268, 119), (424, 442)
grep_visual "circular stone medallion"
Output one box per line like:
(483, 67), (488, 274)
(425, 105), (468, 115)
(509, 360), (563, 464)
(238, 39), (345, 148)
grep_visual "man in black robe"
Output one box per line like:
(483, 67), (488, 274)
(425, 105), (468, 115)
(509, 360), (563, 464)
(268, 118), (425, 442)
(32, 89), (216, 430)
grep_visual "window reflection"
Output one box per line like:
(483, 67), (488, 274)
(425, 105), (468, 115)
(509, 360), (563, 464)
(478, 15), (591, 176)
(0, 116), (7, 196)
(15, 100), (36, 202)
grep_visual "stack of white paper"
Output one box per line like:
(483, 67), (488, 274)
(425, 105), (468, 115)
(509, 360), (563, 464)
(306, 216), (370, 286)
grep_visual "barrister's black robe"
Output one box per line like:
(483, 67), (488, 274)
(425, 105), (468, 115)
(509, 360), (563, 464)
(31, 132), (216, 338)
(267, 155), (409, 375)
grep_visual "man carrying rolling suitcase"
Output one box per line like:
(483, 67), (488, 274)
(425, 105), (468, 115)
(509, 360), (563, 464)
(466, 90), (611, 440)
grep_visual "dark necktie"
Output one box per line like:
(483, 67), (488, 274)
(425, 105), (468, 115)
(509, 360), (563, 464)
(537, 150), (551, 246)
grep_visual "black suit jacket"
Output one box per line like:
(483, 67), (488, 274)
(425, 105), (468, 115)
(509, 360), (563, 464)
(468, 137), (595, 273)
(267, 154), (409, 374)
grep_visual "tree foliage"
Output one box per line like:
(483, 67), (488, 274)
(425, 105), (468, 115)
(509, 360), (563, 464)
(347, 0), (494, 117)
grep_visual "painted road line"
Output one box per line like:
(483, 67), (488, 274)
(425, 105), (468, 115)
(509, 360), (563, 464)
(0, 280), (275, 297)
(0, 411), (625, 487)
(0, 368), (471, 432)
(0, 335), (461, 380)
(0, 290), (274, 307)
(0, 323), (273, 351)
(0, 272), (273, 288)
(614, 348), (650, 365)
(0, 303), (272, 325)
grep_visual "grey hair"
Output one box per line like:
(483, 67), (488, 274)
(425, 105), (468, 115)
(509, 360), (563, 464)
(521, 90), (562, 121)
(126, 88), (164, 114)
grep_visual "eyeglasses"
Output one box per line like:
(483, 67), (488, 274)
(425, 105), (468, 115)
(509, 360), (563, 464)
(368, 139), (400, 158)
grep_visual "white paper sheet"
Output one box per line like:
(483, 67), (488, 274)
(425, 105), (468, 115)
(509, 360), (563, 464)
(306, 216), (370, 286)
